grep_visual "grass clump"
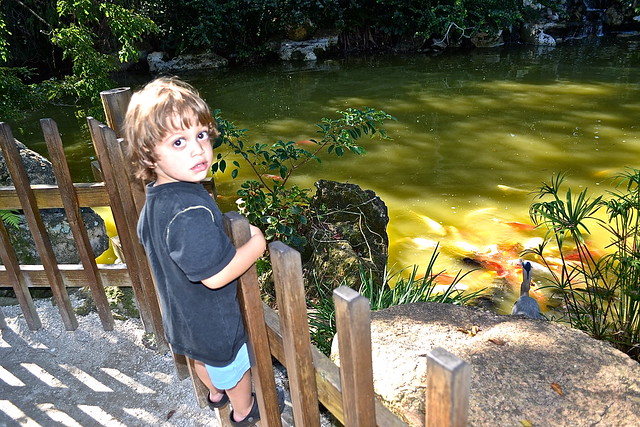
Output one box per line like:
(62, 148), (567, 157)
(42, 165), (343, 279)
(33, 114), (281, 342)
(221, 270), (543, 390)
(307, 246), (482, 356)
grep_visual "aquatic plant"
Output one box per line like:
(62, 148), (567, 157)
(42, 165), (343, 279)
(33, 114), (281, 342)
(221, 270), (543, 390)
(526, 170), (640, 361)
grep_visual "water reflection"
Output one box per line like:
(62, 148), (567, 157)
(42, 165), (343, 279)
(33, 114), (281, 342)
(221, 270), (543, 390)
(11, 36), (640, 314)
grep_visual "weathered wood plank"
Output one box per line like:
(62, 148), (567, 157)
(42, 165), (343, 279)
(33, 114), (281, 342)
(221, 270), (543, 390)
(99, 87), (147, 215)
(0, 218), (41, 330)
(0, 180), (213, 210)
(426, 347), (471, 427)
(262, 301), (407, 427)
(269, 241), (321, 425)
(98, 123), (166, 349)
(0, 183), (110, 209)
(99, 87), (131, 138)
(41, 118), (114, 331)
(87, 118), (155, 331)
(0, 122), (78, 330)
(0, 264), (133, 287)
(334, 285), (376, 426)
(223, 211), (282, 427)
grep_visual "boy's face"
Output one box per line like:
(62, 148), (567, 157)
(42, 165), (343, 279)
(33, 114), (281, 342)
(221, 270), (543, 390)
(152, 112), (213, 186)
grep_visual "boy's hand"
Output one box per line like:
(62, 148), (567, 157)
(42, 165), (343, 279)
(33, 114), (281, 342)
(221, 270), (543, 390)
(249, 225), (267, 253)
(249, 224), (263, 238)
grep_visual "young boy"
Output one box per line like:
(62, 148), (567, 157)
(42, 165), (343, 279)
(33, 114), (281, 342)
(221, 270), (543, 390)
(123, 77), (266, 426)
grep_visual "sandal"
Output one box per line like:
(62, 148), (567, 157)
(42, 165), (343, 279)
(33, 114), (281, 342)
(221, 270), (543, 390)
(229, 393), (260, 427)
(229, 388), (284, 427)
(207, 390), (229, 410)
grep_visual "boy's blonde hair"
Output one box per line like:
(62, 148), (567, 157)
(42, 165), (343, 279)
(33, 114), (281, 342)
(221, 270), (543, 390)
(123, 76), (219, 181)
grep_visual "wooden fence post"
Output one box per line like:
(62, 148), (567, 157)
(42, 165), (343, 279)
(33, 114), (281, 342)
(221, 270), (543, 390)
(269, 241), (320, 425)
(99, 87), (146, 215)
(426, 347), (471, 427)
(333, 285), (376, 426)
(0, 122), (78, 330)
(40, 118), (114, 331)
(223, 212), (282, 427)
(0, 217), (41, 330)
(99, 87), (131, 138)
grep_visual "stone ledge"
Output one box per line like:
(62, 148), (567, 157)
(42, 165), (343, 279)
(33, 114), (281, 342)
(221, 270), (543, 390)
(366, 302), (639, 426)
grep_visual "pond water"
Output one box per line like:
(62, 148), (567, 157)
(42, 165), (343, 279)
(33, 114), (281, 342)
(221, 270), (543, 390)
(10, 35), (640, 314)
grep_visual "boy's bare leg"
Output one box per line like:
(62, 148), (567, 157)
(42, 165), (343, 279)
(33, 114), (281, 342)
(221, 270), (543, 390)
(226, 369), (253, 421)
(193, 359), (225, 403)
(194, 361), (253, 419)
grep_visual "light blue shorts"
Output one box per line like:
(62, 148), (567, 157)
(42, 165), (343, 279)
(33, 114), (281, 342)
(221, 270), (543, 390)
(205, 343), (251, 390)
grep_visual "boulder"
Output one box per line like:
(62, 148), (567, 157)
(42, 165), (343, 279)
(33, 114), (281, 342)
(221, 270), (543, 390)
(521, 23), (557, 46)
(352, 302), (640, 426)
(0, 139), (109, 264)
(304, 180), (389, 290)
(470, 30), (504, 48)
(279, 36), (339, 61)
(147, 51), (228, 73)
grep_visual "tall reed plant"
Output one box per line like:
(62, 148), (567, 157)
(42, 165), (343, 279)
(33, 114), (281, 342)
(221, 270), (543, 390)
(526, 170), (640, 361)
(307, 246), (481, 355)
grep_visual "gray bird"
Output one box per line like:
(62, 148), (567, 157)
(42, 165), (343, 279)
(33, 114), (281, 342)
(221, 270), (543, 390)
(511, 260), (544, 319)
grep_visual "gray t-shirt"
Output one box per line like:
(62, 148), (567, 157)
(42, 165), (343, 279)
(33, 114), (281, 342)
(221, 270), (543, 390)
(137, 181), (246, 367)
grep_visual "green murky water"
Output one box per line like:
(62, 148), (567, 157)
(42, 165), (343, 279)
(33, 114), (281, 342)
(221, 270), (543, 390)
(10, 36), (640, 313)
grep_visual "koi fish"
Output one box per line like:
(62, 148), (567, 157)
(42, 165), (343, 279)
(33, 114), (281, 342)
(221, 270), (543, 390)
(295, 139), (317, 146)
(413, 213), (447, 236)
(445, 240), (480, 257)
(412, 237), (440, 250)
(592, 169), (613, 178)
(522, 237), (544, 250)
(564, 246), (606, 261)
(506, 258), (548, 275)
(465, 207), (497, 219)
(432, 283), (470, 294)
(261, 174), (284, 181)
(497, 184), (529, 194)
(503, 221), (536, 231)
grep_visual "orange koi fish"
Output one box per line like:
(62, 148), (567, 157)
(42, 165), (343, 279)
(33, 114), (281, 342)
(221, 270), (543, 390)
(503, 221), (536, 231)
(295, 139), (317, 146)
(261, 174), (284, 181)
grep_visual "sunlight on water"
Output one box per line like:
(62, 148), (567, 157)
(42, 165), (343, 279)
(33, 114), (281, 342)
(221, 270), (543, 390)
(10, 36), (640, 314)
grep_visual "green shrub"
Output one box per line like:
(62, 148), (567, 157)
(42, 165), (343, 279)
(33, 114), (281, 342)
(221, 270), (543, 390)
(213, 107), (395, 252)
(0, 67), (44, 121)
(0, 210), (21, 229)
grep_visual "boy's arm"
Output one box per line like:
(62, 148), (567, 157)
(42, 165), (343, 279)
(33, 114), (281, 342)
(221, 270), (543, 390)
(201, 225), (266, 290)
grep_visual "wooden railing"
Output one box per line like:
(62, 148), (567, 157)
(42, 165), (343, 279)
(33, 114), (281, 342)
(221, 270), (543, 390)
(0, 87), (471, 426)
(219, 213), (470, 426)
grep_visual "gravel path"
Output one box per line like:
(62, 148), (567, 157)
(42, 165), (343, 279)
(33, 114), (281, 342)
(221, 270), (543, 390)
(1, 295), (223, 427)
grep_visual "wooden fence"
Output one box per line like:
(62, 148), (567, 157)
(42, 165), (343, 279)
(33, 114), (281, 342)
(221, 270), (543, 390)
(0, 87), (471, 426)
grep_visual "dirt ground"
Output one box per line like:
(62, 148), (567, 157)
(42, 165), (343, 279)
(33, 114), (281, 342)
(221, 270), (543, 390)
(1, 295), (232, 427)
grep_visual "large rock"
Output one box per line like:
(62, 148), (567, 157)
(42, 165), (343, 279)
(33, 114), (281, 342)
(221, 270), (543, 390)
(147, 51), (228, 73)
(358, 302), (639, 426)
(521, 23), (557, 46)
(0, 139), (109, 264)
(279, 36), (339, 61)
(304, 180), (389, 290)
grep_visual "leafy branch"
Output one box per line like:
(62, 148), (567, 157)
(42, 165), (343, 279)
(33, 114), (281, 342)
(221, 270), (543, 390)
(214, 107), (394, 192)
(211, 107), (395, 250)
